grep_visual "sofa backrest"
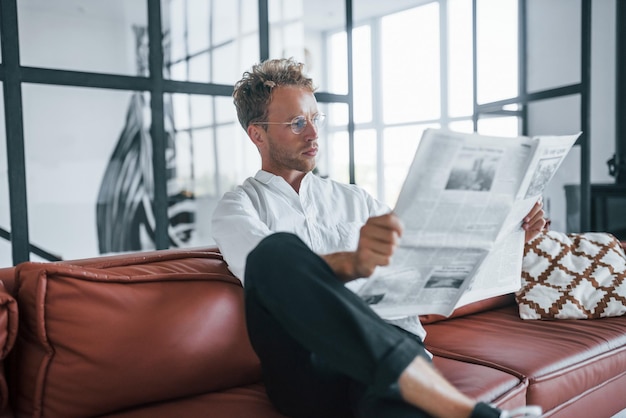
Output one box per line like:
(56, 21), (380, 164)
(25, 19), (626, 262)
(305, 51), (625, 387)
(3, 247), (262, 418)
(0, 281), (17, 414)
(0, 267), (16, 297)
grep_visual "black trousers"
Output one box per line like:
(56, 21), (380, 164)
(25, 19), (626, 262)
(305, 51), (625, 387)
(244, 232), (433, 418)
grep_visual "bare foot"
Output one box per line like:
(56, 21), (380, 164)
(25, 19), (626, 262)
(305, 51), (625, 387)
(397, 356), (475, 418)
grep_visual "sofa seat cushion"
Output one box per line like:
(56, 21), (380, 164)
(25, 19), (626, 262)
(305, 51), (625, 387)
(424, 305), (626, 416)
(432, 356), (526, 410)
(11, 250), (262, 418)
(98, 383), (286, 418)
(95, 359), (525, 418)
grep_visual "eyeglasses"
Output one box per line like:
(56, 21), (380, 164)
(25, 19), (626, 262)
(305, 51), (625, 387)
(253, 114), (326, 135)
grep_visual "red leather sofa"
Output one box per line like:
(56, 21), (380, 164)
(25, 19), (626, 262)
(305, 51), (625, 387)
(0, 246), (624, 418)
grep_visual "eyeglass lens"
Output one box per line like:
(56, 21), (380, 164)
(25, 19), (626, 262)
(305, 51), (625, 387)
(291, 114), (326, 134)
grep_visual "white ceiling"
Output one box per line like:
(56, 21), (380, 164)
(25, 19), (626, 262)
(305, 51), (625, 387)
(305, 0), (433, 31)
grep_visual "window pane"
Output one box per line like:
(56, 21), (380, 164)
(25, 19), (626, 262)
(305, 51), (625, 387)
(22, 85), (164, 258)
(476, 0), (518, 104)
(189, 95), (213, 128)
(169, 60), (188, 81)
(167, 0), (186, 63)
(0, 83), (10, 266)
(353, 25), (373, 124)
(527, 95), (581, 137)
(328, 32), (348, 95)
(326, 102), (349, 129)
(448, 0), (474, 117)
(316, 103), (350, 182)
(215, 124), (258, 194)
(382, 4), (440, 124)
(188, 127), (216, 196)
(448, 119), (475, 133)
(172, 93), (191, 131)
(214, 95), (238, 125)
(19, 0), (147, 76)
(526, 0), (581, 92)
(187, 53), (210, 83)
(241, 0), (260, 33)
(174, 130), (193, 187)
(187, 0), (210, 55)
(165, 0), (259, 84)
(354, 129), (377, 198)
(169, 96), (256, 247)
(477, 116), (520, 137)
(239, 34), (260, 76)
(215, 97), (258, 195)
(323, 132), (351, 185)
(212, 44), (236, 85)
(383, 124), (439, 206)
(270, 0), (347, 94)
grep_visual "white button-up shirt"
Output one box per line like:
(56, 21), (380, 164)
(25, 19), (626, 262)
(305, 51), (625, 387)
(211, 170), (427, 339)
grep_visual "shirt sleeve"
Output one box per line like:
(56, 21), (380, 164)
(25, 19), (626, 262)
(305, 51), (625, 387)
(363, 187), (392, 217)
(211, 189), (272, 283)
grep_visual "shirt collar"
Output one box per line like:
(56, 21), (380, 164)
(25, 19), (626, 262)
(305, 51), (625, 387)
(254, 170), (314, 187)
(254, 170), (275, 184)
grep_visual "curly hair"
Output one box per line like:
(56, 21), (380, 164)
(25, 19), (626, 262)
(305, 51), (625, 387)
(233, 58), (315, 131)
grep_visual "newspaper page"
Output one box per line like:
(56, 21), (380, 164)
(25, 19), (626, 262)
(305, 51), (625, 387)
(357, 129), (580, 317)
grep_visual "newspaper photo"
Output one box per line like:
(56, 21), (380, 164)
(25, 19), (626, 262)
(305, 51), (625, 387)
(357, 128), (580, 317)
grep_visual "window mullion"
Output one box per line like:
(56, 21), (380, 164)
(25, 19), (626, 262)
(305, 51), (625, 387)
(369, 18), (385, 201)
(440, 0), (449, 127)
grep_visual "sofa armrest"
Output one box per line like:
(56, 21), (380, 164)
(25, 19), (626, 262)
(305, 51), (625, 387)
(11, 249), (260, 418)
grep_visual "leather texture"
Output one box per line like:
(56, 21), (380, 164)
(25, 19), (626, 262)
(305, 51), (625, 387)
(10, 251), (261, 418)
(0, 245), (625, 417)
(424, 305), (626, 417)
(0, 283), (17, 413)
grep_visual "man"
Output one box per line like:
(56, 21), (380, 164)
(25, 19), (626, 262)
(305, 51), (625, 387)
(212, 58), (544, 418)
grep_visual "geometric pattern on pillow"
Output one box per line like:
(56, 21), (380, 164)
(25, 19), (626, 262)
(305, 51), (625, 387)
(516, 230), (626, 319)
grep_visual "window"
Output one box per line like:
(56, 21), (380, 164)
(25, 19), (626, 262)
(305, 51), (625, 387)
(165, 0), (259, 85)
(22, 85), (141, 258)
(18, 0), (148, 76)
(330, 0), (518, 206)
(0, 0), (594, 264)
(476, 0), (518, 104)
(164, 0), (264, 248)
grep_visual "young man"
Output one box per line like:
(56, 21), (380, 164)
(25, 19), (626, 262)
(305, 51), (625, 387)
(212, 58), (544, 418)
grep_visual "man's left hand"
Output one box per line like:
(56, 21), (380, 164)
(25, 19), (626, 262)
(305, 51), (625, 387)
(522, 200), (546, 242)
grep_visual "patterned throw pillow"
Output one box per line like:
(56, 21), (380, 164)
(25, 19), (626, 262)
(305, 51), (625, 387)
(516, 230), (626, 319)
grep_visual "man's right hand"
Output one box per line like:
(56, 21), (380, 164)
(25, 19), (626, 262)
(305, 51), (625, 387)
(322, 213), (403, 282)
(353, 213), (403, 279)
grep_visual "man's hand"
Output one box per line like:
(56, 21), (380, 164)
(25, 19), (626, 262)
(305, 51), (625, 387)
(322, 213), (403, 282)
(522, 200), (546, 242)
(353, 213), (403, 279)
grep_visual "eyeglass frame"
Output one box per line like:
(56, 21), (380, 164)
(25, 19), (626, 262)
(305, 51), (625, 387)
(252, 113), (326, 135)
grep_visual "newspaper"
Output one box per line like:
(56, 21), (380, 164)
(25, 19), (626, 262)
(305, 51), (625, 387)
(357, 128), (580, 318)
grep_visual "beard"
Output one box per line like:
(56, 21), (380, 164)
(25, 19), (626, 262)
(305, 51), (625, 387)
(266, 137), (317, 174)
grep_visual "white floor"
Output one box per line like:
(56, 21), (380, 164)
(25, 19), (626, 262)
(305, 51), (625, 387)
(612, 410), (626, 418)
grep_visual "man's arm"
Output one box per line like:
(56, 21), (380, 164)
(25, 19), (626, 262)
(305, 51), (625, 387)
(211, 190), (272, 281)
(322, 213), (403, 282)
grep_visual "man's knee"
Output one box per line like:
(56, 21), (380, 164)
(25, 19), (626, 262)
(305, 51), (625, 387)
(246, 232), (307, 280)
